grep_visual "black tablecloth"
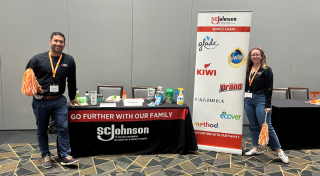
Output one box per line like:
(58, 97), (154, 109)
(271, 99), (320, 150)
(68, 100), (198, 157)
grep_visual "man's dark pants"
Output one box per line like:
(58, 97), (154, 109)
(32, 95), (71, 159)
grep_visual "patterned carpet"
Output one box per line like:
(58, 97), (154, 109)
(0, 137), (320, 176)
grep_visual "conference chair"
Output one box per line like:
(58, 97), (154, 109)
(288, 87), (309, 99)
(132, 86), (158, 98)
(97, 84), (123, 98)
(272, 88), (288, 99)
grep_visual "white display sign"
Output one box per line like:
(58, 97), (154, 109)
(193, 11), (252, 155)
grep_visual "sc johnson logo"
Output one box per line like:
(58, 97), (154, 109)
(220, 111), (241, 120)
(198, 36), (219, 51)
(194, 122), (218, 128)
(211, 16), (237, 24)
(194, 98), (224, 103)
(228, 47), (245, 68)
(197, 63), (216, 76)
(97, 124), (149, 141)
(219, 83), (243, 93)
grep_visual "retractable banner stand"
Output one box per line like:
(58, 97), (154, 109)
(193, 11), (252, 154)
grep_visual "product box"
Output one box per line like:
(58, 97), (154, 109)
(165, 89), (174, 103)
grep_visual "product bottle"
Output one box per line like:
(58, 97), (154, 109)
(157, 86), (164, 104)
(177, 90), (184, 105)
(123, 90), (127, 99)
(85, 91), (89, 102)
(75, 86), (79, 99)
(91, 91), (97, 106)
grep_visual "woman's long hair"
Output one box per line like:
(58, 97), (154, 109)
(246, 46), (267, 71)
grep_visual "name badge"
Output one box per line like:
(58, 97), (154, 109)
(50, 85), (59, 92)
(245, 92), (252, 98)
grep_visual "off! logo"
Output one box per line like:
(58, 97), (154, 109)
(97, 124), (149, 141)
(197, 63), (216, 76)
(219, 83), (243, 93)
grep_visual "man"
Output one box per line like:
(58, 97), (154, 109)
(26, 32), (79, 168)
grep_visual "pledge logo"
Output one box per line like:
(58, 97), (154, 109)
(228, 47), (245, 68)
(198, 36), (219, 51)
(220, 111), (241, 120)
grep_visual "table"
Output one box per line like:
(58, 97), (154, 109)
(271, 99), (320, 150)
(68, 100), (198, 157)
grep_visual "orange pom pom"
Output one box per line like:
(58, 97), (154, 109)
(22, 68), (39, 96)
(258, 123), (269, 146)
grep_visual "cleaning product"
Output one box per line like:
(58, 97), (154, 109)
(177, 89), (184, 105)
(85, 91), (89, 102)
(165, 88), (174, 103)
(75, 86), (79, 99)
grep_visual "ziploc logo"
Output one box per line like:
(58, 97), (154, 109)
(220, 111), (241, 120)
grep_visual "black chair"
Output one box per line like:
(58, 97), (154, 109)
(132, 86), (158, 98)
(288, 87), (309, 99)
(97, 84), (123, 98)
(272, 88), (288, 99)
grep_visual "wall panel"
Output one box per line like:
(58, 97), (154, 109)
(0, 0), (68, 129)
(68, 0), (133, 98)
(132, 0), (193, 103)
(290, 0), (320, 92)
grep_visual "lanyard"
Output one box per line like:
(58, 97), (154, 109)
(48, 52), (62, 78)
(249, 64), (261, 86)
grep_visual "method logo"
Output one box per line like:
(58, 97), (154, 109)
(197, 64), (216, 76)
(219, 83), (243, 93)
(220, 111), (241, 120)
(194, 122), (218, 128)
(97, 124), (149, 141)
(198, 36), (219, 51)
(211, 16), (237, 25)
(194, 98), (224, 103)
(228, 47), (245, 68)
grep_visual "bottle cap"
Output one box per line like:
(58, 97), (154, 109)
(123, 90), (126, 95)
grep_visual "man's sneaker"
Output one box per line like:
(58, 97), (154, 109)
(277, 151), (289, 164)
(42, 155), (53, 168)
(245, 149), (261, 156)
(61, 155), (79, 165)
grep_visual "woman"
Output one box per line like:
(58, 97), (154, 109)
(244, 46), (289, 164)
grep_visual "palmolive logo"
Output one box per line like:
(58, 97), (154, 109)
(219, 83), (243, 93)
(197, 63), (216, 76)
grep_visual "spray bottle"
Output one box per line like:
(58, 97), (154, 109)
(177, 89), (184, 105)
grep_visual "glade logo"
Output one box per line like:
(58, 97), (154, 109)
(219, 83), (243, 93)
(211, 16), (237, 24)
(228, 47), (245, 68)
(220, 111), (241, 120)
(194, 122), (218, 128)
(97, 124), (149, 141)
(198, 36), (219, 51)
(194, 98), (224, 103)
(197, 63), (216, 76)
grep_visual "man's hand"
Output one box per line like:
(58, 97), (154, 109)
(37, 85), (43, 93)
(71, 99), (80, 106)
(265, 108), (271, 114)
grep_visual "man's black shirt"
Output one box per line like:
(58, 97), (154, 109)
(26, 51), (77, 100)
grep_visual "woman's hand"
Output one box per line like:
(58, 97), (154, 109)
(265, 108), (271, 113)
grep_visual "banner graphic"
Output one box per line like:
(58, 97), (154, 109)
(193, 11), (252, 154)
